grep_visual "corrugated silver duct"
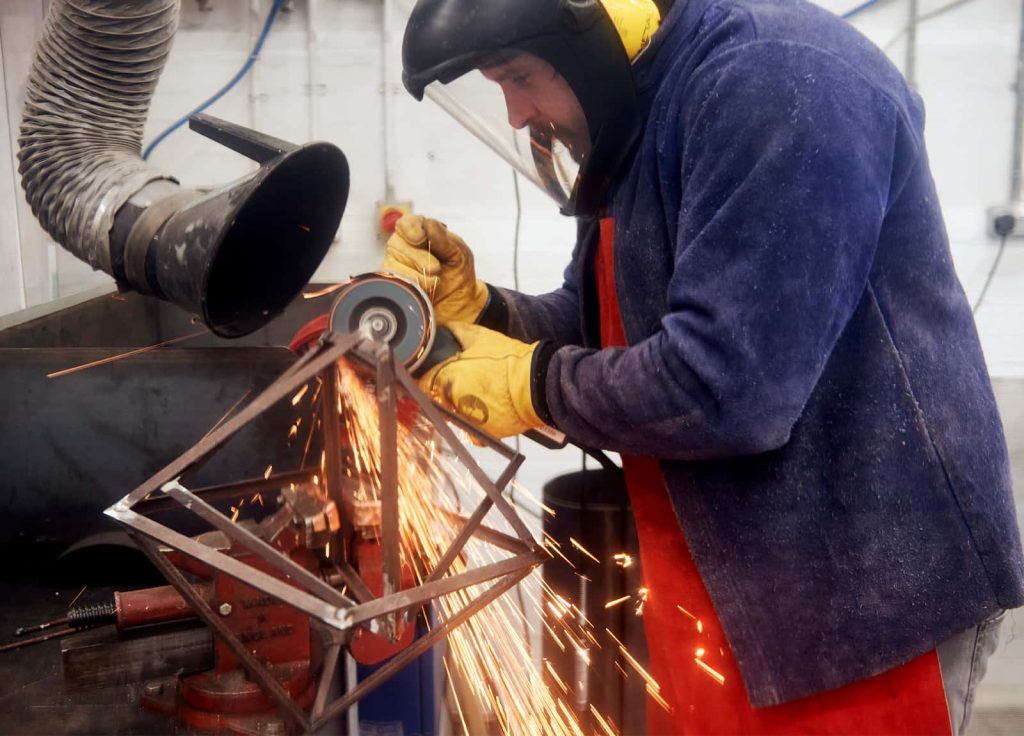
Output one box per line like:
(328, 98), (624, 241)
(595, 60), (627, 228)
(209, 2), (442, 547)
(19, 0), (179, 275)
(17, 0), (350, 337)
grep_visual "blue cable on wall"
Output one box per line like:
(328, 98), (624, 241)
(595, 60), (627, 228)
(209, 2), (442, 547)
(142, 0), (285, 160)
(842, 0), (886, 19)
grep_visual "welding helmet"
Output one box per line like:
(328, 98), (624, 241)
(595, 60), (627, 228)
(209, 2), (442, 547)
(402, 0), (660, 216)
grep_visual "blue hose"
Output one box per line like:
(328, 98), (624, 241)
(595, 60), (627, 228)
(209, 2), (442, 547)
(842, 0), (886, 19)
(143, 0), (285, 160)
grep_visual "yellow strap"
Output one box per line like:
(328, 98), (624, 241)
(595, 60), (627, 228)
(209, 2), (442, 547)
(598, 0), (662, 61)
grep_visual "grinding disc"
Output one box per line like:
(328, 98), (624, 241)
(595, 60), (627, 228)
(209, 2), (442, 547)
(329, 273), (436, 372)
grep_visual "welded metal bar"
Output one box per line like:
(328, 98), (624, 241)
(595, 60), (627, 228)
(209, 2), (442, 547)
(159, 480), (354, 609)
(312, 642), (341, 720)
(312, 566), (532, 729)
(118, 332), (360, 508)
(327, 561), (376, 604)
(338, 553), (541, 628)
(420, 457), (523, 588)
(433, 506), (532, 555)
(135, 469), (313, 514)
(376, 345), (401, 614)
(107, 509), (347, 628)
(130, 533), (311, 733)
(394, 366), (536, 546)
(319, 364), (347, 538)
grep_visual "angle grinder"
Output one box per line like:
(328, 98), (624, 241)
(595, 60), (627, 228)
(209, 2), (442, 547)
(328, 272), (460, 377)
(328, 272), (566, 448)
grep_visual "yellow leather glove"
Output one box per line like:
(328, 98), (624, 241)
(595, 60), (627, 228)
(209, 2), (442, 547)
(380, 215), (490, 325)
(419, 322), (543, 439)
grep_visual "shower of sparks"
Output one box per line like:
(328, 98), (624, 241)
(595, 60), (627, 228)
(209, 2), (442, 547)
(46, 330), (206, 379)
(694, 657), (726, 685)
(303, 282), (345, 299)
(331, 360), (667, 735)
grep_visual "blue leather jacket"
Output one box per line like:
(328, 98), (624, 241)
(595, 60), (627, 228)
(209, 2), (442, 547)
(484, 0), (1024, 707)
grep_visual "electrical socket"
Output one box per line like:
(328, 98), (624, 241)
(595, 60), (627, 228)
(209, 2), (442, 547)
(986, 204), (1024, 238)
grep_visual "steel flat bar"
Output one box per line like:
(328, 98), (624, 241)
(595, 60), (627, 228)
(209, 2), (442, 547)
(328, 561), (376, 604)
(130, 534), (311, 733)
(311, 642), (341, 720)
(118, 332), (360, 508)
(338, 553), (541, 628)
(135, 469), (313, 514)
(420, 458), (523, 588)
(106, 509), (348, 628)
(312, 567), (532, 729)
(320, 366), (347, 537)
(159, 480), (354, 609)
(376, 346), (401, 606)
(395, 367), (536, 546)
(433, 506), (531, 556)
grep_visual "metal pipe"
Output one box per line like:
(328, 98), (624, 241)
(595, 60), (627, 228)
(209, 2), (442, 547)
(905, 0), (918, 88)
(1011, 0), (1024, 202)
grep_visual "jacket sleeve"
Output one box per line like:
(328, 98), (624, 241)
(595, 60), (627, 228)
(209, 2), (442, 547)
(542, 42), (910, 459)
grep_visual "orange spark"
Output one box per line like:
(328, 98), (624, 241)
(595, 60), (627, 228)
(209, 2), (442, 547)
(604, 595), (631, 609)
(263, 464), (273, 480)
(303, 282), (345, 299)
(677, 604), (697, 620)
(694, 657), (726, 685)
(696, 647), (706, 658)
(613, 552), (633, 568)
(47, 330), (205, 379)
(569, 537), (600, 563)
(291, 384), (309, 405)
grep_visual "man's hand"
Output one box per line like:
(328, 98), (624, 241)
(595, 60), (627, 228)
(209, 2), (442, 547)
(380, 215), (490, 324)
(419, 322), (544, 439)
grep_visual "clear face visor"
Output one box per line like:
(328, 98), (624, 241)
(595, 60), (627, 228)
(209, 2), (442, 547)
(422, 51), (591, 209)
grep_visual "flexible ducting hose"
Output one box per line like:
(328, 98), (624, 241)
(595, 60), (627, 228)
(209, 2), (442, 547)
(18, 0), (180, 278)
(16, 0), (350, 338)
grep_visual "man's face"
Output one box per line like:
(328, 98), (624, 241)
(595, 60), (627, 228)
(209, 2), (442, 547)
(480, 53), (590, 164)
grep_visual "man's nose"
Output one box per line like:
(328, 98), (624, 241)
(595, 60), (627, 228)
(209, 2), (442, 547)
(503, 89), (536, 129)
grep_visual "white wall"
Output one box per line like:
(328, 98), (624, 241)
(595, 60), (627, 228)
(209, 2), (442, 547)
(1, 0), (1024, 716)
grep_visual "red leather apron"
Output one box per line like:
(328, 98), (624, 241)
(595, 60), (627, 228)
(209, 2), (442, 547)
(595, 216), (952, 735)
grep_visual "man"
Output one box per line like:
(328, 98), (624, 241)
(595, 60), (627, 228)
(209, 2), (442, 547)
(383, 0), (1024, 732)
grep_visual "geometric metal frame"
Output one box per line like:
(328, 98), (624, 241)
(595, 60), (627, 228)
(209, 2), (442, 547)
(104, 331), (548, 732)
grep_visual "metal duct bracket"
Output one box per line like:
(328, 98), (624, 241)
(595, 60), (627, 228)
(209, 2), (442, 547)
(188, 112), (297, 164)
